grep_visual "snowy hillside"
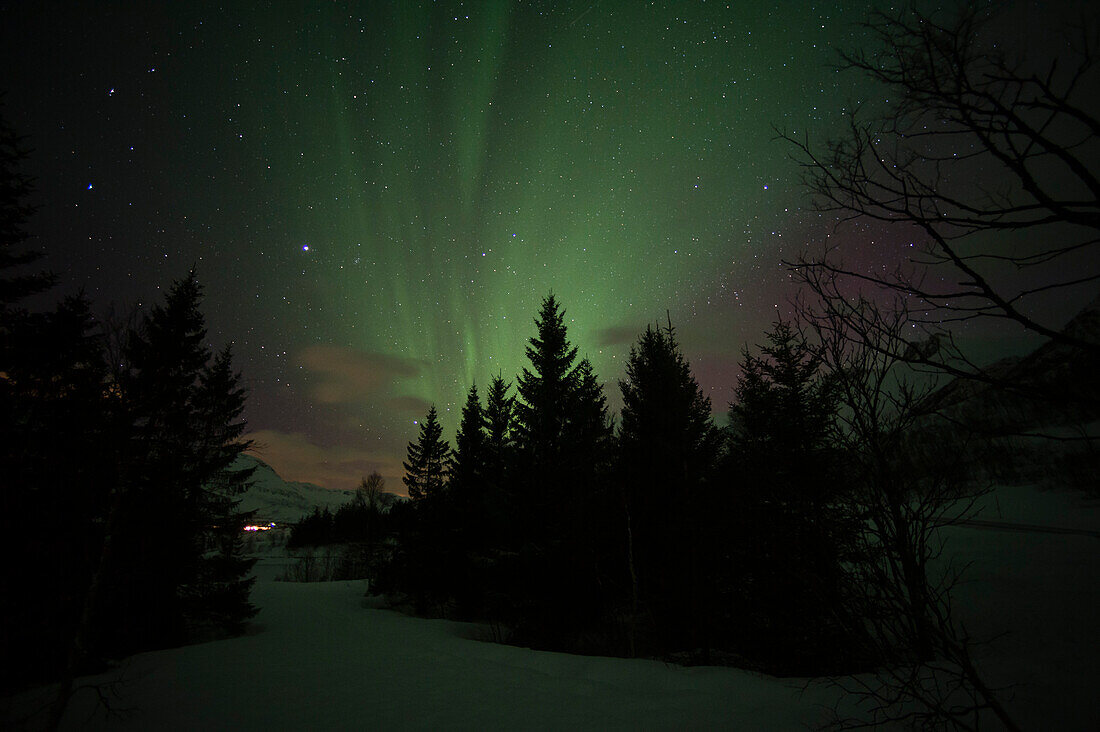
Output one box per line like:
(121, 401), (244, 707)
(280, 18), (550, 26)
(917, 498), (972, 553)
(912, 295), (1100, 489)
(924, 292), (1100, 431)
(232, 455), (356, 524)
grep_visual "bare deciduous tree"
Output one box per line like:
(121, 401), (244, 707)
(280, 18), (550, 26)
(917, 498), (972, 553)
(795, 280), (1020, 730)
(781, 3), (1100, 393)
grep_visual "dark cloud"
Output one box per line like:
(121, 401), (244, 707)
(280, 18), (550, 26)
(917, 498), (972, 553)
(248, 429), (406, 494)
(298, 345), (422, 405)
(595, 324), (642, 348)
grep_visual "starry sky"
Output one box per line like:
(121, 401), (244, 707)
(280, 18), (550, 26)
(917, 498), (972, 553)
(3, 1), (1082, 493)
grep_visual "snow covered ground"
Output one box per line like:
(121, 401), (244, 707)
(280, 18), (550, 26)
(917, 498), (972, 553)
(10, 574), (842, 730)
(939, 484), (1099, 730)
(5, 483), (1098, 730)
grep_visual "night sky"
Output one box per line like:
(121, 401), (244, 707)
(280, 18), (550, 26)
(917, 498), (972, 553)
(2, 1), (1075, 493)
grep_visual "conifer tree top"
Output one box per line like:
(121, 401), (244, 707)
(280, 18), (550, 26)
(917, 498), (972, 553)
(0, 109), (56, 310)
(619, 321), (715, 462)
(516, 294), (582, 445)
(521, 294), (579, 386)
(403, 404), (451, 501)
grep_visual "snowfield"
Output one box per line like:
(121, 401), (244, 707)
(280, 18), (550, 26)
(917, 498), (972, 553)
(936, 485), (1100, 730)
(6, 484), (1098, 730)
(15, 574), (841, 730)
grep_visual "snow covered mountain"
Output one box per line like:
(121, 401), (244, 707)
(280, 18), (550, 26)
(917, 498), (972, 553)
(232, 455), (356, 525)
(924, 293), (1100, 430)
(915, 294), (1100, 489)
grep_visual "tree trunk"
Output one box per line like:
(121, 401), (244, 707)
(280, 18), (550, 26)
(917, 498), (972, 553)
(49, 468), (127, 731)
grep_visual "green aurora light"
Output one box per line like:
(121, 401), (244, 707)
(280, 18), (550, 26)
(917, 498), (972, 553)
(2, 1), (874, 490)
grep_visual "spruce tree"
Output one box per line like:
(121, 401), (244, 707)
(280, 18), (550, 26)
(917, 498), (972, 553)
(0, 117), (62, 655)
(483, 373), (514, 494)
(1, 295), (113, 688)
(619, 324), (717, 481)
(726, 320), (854, 673)
(514, 293), (578, 490)
(511, 295), (615, 646)
(394, 406), (452, 611)
(451, 383), (488, 503)
(479, 374), (515, 556)
(102, 272), (212, 653)
(189, 346), (258, 634)
(618, 322), (719, 653)
(561, 356), (617, 641)
(446, 384), (493, 614)
(729, 320), (836, 503)
(514, 298), (613, 499)
(402, 405), (450, 501)
(0, 107), (54, 315)
(570, 358), (614, 470)
(104, 272), (259, 652)
(565, 356), (614, 540)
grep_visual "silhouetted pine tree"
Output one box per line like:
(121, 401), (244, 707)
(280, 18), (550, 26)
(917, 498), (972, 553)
(482, 373), (514, 541)
(446, 384), (491, 613)
(459, 374), (520, 620)
(730, 321), (836, 497)
(0, 113), (126, 698)
(559, 356), (617, 644)
(570, 358), (615, 478)
(484, 374), (514, 464)
(402, 405), (450, 501)
(392, 406), (453, 612)
(514, 294), (578, 494)
(99, 272), (258, 654)
(1, 295), (114, 688)
(568, 357), (615, 517)
(451, 384), (488, 510)
(0, 118), (65, 672)
(725, 320), (856, 673)
(101, 272), (211, 653)
(0, 107), (54, 315)
(618, 322), (719, 656)
(510, 295), (615, 648)
(188, 346), (258, 635)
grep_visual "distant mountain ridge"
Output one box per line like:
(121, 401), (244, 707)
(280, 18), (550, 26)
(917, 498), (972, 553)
(232, 455), (356, 524)
(914, 294), (1100, 490)
(923, 293), (1100, 431)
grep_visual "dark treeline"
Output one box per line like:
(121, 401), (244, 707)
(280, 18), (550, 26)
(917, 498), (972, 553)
(371, 294), (882, 676)
(288, 471), (393, 549)
(0, 112), (257, 696)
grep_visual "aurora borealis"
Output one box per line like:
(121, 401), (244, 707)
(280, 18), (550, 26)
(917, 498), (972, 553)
(3, 1), (878, 492)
